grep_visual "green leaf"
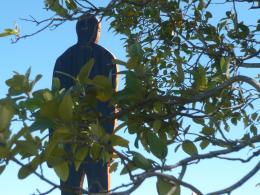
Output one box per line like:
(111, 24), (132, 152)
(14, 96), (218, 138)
(0, 147), (9, 158)
(54, 162), (69, 182)
(78, 58), (94, 85)
(74, 146), (89, 171)
(29, 119), (53, 132)
(250, 125), (257, 136)
(40, 101), (58, 120)
(15, 140), (39, 157)
(120, 162), (138, 175)
(193, 65), (208, 91)
(109, 162), (118, 173)
(58, 93), (73, 121)
(220, 57), (227, 72)
(90, 143), (101, 160)
(0, 165), (6, 174)
(110, 135), (129, 148)
(128, 42), (144, 59)
(18, 156), (41, 179)
(200, 139), (210, 150)
(45, 0), (69, 18)
(176, 59), (184, 84)
(65, 0), (77, 10)
(182, 140), (198, 156)
(6, 74), (30, 95)
(157, 177), (180, 195)
(204, 102), (214, 114)
(0, 28), (19, 37)
(153, 120), (162, 131)
(18, 165), (35, 179)
(201, 126), (215, 135)
(92, 75), (113, 101)
(147, 132), (168, 159)
(0, 101), (15, 131)
(125, 71), (143, 100)
(132, 152), (152, 170)
(52, 77), (61, 91)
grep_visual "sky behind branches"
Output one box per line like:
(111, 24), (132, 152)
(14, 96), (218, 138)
(0, 1), (259, 195)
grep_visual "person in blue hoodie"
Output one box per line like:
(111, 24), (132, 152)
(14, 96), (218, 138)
(52, 14), (118, 195)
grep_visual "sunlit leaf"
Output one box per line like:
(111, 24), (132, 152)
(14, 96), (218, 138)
(0, 28), (19, 37)
(92, 75), (113, 101)
(65, 0), (77, 10)
(54, 162), (69, 182)
(58, 93), (73, 121)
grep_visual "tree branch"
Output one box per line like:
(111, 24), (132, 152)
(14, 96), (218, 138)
(206, 161), (260, 195)
(239, 63), (260, 68)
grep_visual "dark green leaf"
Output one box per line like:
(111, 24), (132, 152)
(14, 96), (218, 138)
(109, 162), (118, 173)
(120, 162), (138, 175)
(0, 102), (14, 131)
(110, 135), (129, 148)
(0, 165), (5, 174)
(18, 164), (35, 179)
(200, 139), (210, 150)
(132, 152), (152, 170)
(182, 140), (198, 156)
(147, 132), (168, 159)
(157, 177), (180, 195)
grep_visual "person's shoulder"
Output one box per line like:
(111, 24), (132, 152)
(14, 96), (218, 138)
(56, 45), (77, 61)
(93, 43), (115, 59)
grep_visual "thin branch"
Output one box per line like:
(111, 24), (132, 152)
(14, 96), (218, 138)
(161, 75), (260, 105)
(206, 161), (260, 195)
(239, 63), (260, 68)
(217, 149), (260, 163)
(164, 135), (260, 171)
(12, 158), (59, 190)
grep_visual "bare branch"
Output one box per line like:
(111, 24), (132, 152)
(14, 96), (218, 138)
(206, 161), (260, 195)
(239, 63), (260, 68)
(217, 149), (260, 163)
(164, 135), (260, 170)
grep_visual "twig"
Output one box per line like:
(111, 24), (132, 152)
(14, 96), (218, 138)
(206, 161), (260, 195)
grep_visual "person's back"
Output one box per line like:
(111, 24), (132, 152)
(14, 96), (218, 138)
(52, 14), (117, 194)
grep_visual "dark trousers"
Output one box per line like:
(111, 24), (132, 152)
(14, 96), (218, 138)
(60, 159), (109, 195)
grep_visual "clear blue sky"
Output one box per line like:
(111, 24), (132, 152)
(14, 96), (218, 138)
(0, 1), (259, 195)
